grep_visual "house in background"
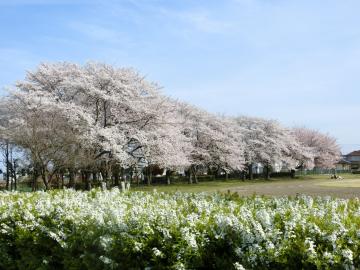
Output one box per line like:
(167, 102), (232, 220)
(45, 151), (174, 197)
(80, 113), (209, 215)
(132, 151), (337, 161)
(335, 158), (352, 172)
(344, 150), (360, 172)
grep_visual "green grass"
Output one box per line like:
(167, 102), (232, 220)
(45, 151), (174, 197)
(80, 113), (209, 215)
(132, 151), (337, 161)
(132, 173), (359, 193)
(132, 179), (249, 192)
(316, 178), (360, 188)
(132, 177), (308, 193)
(2, 173), (358, 195)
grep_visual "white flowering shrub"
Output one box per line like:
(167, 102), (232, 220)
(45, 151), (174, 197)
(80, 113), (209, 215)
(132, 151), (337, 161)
(0, 189), (359, 269)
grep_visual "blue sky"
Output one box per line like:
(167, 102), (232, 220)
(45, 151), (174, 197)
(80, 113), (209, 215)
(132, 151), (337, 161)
(0, 0), (359, 153)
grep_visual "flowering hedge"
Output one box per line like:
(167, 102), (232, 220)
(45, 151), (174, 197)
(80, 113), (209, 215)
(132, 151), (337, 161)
(0, 189), (359, 269)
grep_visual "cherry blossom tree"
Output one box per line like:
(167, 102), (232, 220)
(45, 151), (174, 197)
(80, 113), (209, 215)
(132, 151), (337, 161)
(15, 62), (162, 167)
(1, 62), (192, 189)
(0, 61), (343, 189)
(205, 116), (245, 179)
(0, 90), (90, 190)
(292, 127), (341, 169)
(177, 103), (245, 182)
(126, 98), (192, 185)
(234, 116), (308, 179)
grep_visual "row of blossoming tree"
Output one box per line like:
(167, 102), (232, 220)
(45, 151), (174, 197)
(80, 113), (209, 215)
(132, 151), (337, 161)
(0, 62), (341, 190)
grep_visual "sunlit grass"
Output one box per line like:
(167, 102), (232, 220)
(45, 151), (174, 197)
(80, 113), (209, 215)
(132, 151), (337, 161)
(316, 178), (360, 188)
(132, 174), (359, 193)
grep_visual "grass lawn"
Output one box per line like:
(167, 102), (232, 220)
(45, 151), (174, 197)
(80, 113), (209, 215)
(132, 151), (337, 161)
(132, 174), (360, 198)
(133, 178), (254, 192)
(316, 178), (360, 188)
(132, 177), (323, 193)
(3, 173), (359, 198)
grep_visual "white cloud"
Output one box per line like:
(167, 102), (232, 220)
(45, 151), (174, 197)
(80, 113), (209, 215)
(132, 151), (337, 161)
(68, 22), (133, 46)
(0, 0), (43, 5)
(178, 11), (233, 34)
(157, 7), (235, 34)
(0, 0), (88, 6)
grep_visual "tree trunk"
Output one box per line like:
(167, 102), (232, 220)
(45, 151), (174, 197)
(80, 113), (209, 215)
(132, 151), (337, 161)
(84, 171), (91, 190)
(225, 170), (229, 181)
(166, 169), (171, 185)
(130, 169), (134, 185)
(31, 164), (39, 191)
(60, 173), (64, 188)
(248, 164), (253, 180)
(147, 167), (152, 185)
(114, 168), (120, 187)
(32, 168), (38, 191)
(92, 172), (98, 183)
(69, 169), (75, 188)
(41, 168), (49, 190)
(148, 172), (152, 186)
(191, 166), (198, 184)
(265, 165), (270, 180)
(133, 167), (139, 186)
(13, 172), (17, 191)
(12, 161), (17, 191)
(100, 167), (107, 187)
(290, 169), (296, 179)
(5, 143), (9, 190)
(85, 172), (92, 190)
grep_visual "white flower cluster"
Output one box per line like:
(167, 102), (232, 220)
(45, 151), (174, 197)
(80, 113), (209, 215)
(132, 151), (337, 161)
(0, 190), (359, 269)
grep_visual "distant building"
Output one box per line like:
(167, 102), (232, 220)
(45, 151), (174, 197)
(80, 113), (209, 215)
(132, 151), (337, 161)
(335, 158), (352, 171)
(344, 150), (360, 172)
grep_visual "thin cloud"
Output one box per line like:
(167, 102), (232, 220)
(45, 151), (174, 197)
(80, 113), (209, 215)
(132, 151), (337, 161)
(0, 0), (89, 6)
(68, 22), (131, 45)
(146, 6), (236, 34)
(178, 11), (234, 34)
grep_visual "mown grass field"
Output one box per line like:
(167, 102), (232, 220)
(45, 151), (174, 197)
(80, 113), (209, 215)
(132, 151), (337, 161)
(133, 174), (360, 198)
(2, 174), (359, 198)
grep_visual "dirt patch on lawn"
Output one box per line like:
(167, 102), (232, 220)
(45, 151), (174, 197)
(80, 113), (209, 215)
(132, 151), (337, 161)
(228, 178), (360, 199)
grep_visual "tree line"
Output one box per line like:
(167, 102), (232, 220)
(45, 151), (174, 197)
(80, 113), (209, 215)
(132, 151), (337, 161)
(0, 62), (341, 190)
